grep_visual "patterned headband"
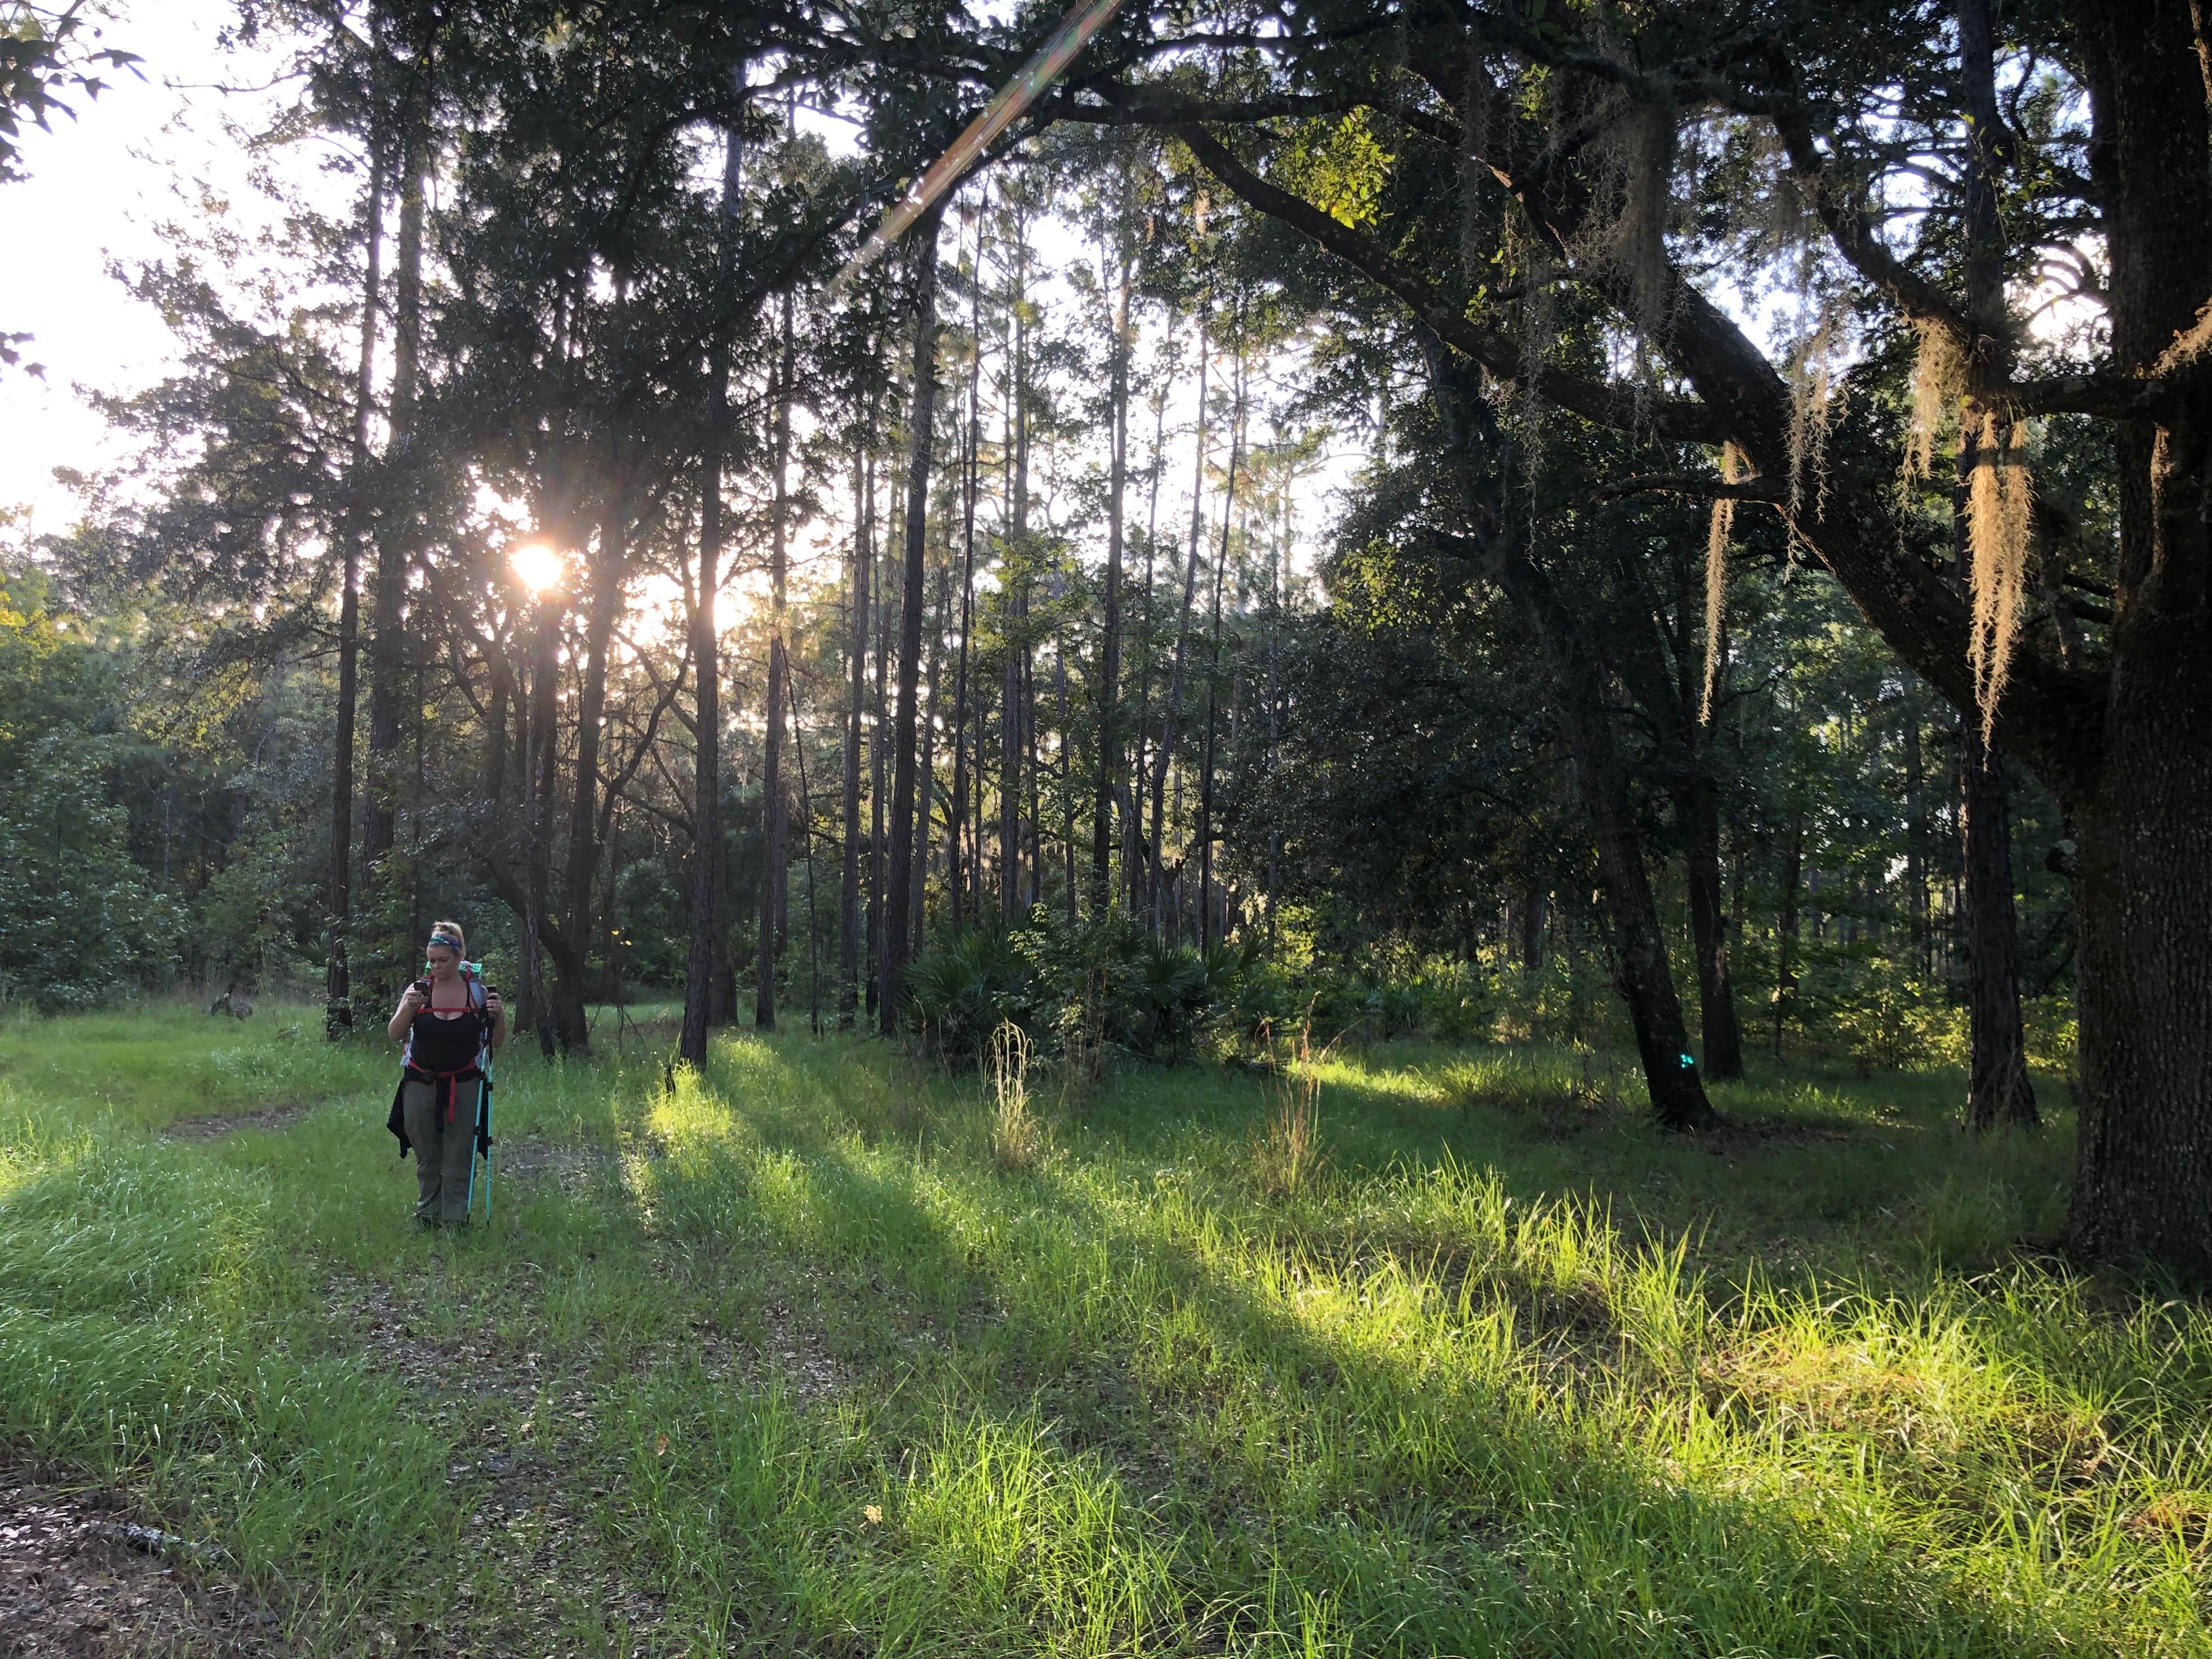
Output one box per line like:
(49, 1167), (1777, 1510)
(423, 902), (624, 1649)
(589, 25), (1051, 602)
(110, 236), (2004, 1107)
(426, 935), (464, 954)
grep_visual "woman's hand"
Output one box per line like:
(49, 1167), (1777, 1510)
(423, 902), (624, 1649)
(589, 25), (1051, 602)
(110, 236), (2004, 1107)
(388, 984), (425, 1044)
(484, 989), (506, 1049)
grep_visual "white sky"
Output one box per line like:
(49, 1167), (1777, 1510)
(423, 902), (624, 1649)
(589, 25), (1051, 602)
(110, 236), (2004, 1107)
(0, 0), (1354, 592)
(0, 1), (310, 533)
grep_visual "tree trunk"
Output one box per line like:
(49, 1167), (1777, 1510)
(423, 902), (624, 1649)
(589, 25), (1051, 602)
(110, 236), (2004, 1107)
(1195, 347), (1244, 953)
(913, 562), (950, 947)
(1946, 0), (2038, 1132)
(868, 505), (889, 1019)
(1496, 544), (1717, 1129)
(1959, 726), (2038, 1128)
(1774, 814), (1802, 1058)
(1091, 223), (1133, 913)
(1056, 623), (1077, 923)
(757, 289), (796, 1029)
(362, 66), (431, 986)
(1519, 885), (1546, 970)
(1904, 695), (1932, 975)
(1421, 333), (1715, 1128)
(1000, 232), (1030, 921)
(1684, 778), (1745, 1079)
(682, 109), (742, 1065)
(881, 206), (945, 1034)
(1149, 306), (1208, 931)
(949, 219), (984, 932)
(326, 146), (383, 1040)
(840, 438), (872, 1026)
(524, 597), (561, 1058)
(552, 478), (626, 1053)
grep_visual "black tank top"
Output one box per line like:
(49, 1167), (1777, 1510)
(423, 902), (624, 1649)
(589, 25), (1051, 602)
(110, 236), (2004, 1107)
(408, 991), (485, 1073)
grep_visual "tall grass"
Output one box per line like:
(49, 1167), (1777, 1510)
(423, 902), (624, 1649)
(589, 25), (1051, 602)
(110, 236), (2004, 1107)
(2, 1006), (2202, 1656)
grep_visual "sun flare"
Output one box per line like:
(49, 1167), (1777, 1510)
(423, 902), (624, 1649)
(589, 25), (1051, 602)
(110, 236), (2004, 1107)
(510, 541), (565, 594)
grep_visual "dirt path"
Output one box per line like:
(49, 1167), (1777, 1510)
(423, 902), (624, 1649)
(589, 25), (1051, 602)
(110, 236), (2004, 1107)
(0, 1469), (287, 1658)
(159, 1104), (314, 1142)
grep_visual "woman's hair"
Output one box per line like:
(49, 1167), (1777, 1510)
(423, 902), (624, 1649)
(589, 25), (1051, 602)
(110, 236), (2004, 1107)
(427, 919), (468, 958)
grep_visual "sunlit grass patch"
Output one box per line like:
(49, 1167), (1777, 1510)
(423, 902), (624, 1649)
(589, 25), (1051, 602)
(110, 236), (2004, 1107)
(0, 1006), (2198, 1657)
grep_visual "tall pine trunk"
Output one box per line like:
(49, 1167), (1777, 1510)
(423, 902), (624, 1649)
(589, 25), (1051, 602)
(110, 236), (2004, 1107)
(326, 145), (383, 1039)
(363, 60), (431, 988)
(1090, 219), (1133, 912)
(882, 207), (945, 1034)
(840, 436), (873, 1026)
(1000, 228), (1030, 921)
(1148, 307), (1207, 931)
(757, 289), (797, 1029)
(948, 218), (984, 930)
(1195, 347), (1244, 952)
(552, 473), (628, 1052)
(681, 108), (742, 1065)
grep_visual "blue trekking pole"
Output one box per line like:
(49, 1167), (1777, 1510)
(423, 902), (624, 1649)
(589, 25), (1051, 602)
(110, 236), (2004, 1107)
(475, 1046), (494, 1222)
(462, 966), (495, 1223)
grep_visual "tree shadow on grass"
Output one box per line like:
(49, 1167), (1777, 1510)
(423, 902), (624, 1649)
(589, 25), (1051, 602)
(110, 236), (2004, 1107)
(614, 1039), (2104, 1658)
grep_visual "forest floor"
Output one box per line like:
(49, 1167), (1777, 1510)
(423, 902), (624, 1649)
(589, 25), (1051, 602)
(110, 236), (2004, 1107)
(1, 1000), (2207, 1658)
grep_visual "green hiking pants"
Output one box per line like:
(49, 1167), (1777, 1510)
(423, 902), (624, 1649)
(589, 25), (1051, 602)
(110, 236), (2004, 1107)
(401, 1076), (482, 1223)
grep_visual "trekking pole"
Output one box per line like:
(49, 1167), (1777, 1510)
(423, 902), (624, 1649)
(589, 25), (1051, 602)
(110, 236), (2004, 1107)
(478, 1048), (495, 1223)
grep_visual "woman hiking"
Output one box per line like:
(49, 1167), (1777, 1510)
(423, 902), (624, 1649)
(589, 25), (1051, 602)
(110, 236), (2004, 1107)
(387, 921), (506, 1226)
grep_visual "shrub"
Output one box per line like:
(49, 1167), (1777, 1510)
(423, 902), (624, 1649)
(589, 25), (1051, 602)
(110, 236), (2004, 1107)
(906, 911), (1260, 1068)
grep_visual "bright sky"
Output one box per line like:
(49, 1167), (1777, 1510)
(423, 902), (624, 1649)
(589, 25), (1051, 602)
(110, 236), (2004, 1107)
(0, 1), (314, 533)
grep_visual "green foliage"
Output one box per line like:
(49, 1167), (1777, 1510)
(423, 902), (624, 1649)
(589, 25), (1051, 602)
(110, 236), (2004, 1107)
(0, 571), (172, 1008)
(907, 910), (1260, 1066)
(904, 924), (1034, 1062)
(1826, 953), (1969, 1074)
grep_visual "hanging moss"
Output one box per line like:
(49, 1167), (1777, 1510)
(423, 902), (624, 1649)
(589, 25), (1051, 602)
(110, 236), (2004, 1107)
(1967, 411), (2035, 735)
(1904, 315), (1967, 481)
(1701, 442), (1743, 724)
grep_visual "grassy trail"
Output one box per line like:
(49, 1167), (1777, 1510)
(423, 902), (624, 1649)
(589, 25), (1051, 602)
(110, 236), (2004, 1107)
(1, 1003), (2207, 1656)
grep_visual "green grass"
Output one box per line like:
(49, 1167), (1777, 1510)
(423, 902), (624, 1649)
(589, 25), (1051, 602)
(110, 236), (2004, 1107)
(1, 1000), (2207, 1656)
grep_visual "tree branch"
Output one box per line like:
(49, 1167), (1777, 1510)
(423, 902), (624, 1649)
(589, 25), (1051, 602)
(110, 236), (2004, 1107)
(1174, 122), (1725, 443)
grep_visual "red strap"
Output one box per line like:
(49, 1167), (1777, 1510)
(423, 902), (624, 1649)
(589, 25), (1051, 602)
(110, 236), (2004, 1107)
(407, 1063), (481, 1125)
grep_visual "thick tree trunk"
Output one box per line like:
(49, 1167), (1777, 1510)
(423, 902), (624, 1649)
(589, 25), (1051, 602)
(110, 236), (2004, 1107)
(2068, 676), (2212, 1266)
(326, 148), (383, 1040)
(681, 112), (742, 1065)
(882, 207), (945, 1034)
(757, 291), (796, 1029)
